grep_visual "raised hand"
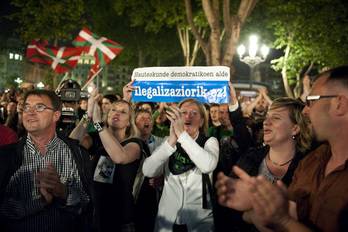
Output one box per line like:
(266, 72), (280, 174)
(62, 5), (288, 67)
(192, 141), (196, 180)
(88, 86), (102, 119)
(166, 106), (185, 138)
(167, 121), (178, 147)
(258, 88), (268, 98)
(92, 101), (102, 122)
(158, 102), (168, 113)
(228, 82), (238, 105)
(303, 75), (311, 94)
(123, 79), (138, 102)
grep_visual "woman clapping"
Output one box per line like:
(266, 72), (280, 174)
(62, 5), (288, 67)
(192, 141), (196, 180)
(142, 98), (219, 232)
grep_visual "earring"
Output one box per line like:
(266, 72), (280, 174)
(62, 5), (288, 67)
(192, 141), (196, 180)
(292, 135), (296, 139)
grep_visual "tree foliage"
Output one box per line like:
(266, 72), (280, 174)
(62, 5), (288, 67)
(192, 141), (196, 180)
(8, 0), (86, 45)
(247, 0), (348, 97)
(104, 0), (204, 66)
(7, 0), (87, 88)
(86, 0), (183, 69)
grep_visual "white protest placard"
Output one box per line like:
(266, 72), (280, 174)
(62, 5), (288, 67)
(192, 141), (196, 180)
(131, 66), (230, 103)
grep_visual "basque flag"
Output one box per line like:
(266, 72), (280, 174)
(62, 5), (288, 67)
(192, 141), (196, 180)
(26, 38), (83, 74)
(72, 28), (124, 67)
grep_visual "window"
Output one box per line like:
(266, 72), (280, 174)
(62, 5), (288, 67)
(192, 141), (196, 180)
(9, 53), (14, 59)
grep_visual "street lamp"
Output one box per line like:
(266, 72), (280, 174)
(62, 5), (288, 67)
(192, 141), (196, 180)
(237, 35), (269, 90)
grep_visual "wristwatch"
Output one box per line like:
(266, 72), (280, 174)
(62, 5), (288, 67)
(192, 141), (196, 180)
(83, 113), (92, 123)
(93, 121), (105, 132)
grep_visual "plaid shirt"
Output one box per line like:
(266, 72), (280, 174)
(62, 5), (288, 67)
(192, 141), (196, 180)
(0, 133), (90, 231)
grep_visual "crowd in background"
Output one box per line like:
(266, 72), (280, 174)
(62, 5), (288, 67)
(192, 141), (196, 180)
(0, 66), (347, 232)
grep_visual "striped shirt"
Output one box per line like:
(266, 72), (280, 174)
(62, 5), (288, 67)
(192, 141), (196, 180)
(0, 133), (90, 232)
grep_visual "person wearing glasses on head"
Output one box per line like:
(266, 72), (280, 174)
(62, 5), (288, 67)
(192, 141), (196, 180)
(0, 89), (98, 232)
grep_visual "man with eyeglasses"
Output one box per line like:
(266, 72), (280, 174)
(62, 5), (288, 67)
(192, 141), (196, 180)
(216, 66), (348, 232)
(0, 90), (98, 232)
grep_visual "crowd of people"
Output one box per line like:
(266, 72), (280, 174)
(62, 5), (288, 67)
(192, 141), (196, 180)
(0, 65), (347, 232)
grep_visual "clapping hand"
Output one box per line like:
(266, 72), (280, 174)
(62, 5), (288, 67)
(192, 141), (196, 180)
(166, 106), (185, 139)
(35, 161), (67, 207)
(249, 176), (291, 230)
(88, 86), (102, 120)
(215, 166), (253, 211)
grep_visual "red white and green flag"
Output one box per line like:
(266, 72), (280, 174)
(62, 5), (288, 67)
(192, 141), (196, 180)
(26, 38), (83, 74)
(72, 28), (124, 67)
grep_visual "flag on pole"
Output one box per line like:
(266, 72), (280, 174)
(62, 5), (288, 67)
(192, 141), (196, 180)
(72, 28), (124, 67)
(87, 63), (101, 83)
(26, 38), (83, 74)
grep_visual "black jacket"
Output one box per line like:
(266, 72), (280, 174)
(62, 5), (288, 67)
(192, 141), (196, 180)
(0, 131), (99, 231)
(231, 145), (306, 186)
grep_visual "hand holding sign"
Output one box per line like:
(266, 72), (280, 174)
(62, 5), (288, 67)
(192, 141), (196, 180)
(228, 82), (238, 105)
(123, 79), (138, 102)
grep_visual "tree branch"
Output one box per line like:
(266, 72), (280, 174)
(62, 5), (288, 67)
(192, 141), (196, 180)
(184, 0), (210, 62)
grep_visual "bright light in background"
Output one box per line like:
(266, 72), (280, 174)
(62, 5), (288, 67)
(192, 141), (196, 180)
(236, 35), (269, 90)
(37, 82), (44, 88)
(249, 35), (258, 44)
(261, 45), (270, 57)
(88, 86), (93, 93)
(237, 45), (246, 56)
(14, 77), (23, 88)
(249, 44), (258, 57)
(14, 77), (23, 84)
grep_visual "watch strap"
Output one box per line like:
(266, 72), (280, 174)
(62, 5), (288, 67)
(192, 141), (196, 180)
(93, 121), (105, 132)
(83, 113), (92, 123)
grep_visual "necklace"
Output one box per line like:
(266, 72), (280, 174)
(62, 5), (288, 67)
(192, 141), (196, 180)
(268, 152), (294, 166)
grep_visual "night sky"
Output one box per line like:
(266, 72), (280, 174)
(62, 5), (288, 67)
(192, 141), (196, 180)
(0, 1), (18, 38)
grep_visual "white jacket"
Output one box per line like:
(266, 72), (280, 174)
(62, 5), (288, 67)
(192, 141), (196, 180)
(143, 131), (219, 232)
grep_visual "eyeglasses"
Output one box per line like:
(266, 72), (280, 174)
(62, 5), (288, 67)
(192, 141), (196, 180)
(306, 95), (338, 107)
(23, 105), (56, 113)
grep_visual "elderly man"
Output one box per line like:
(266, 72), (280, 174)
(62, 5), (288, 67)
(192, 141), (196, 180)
(216, 66), (348, 232)
(0, 90), (97, 232)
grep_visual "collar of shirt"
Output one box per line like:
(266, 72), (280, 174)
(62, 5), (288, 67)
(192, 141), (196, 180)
(26, 132), (60, 155)
(146, 134), (155, 145)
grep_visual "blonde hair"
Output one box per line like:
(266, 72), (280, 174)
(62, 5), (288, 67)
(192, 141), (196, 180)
(103, 100), (139, 142)
(270, 97), (311, 153)
(178, 98), (209, 135)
